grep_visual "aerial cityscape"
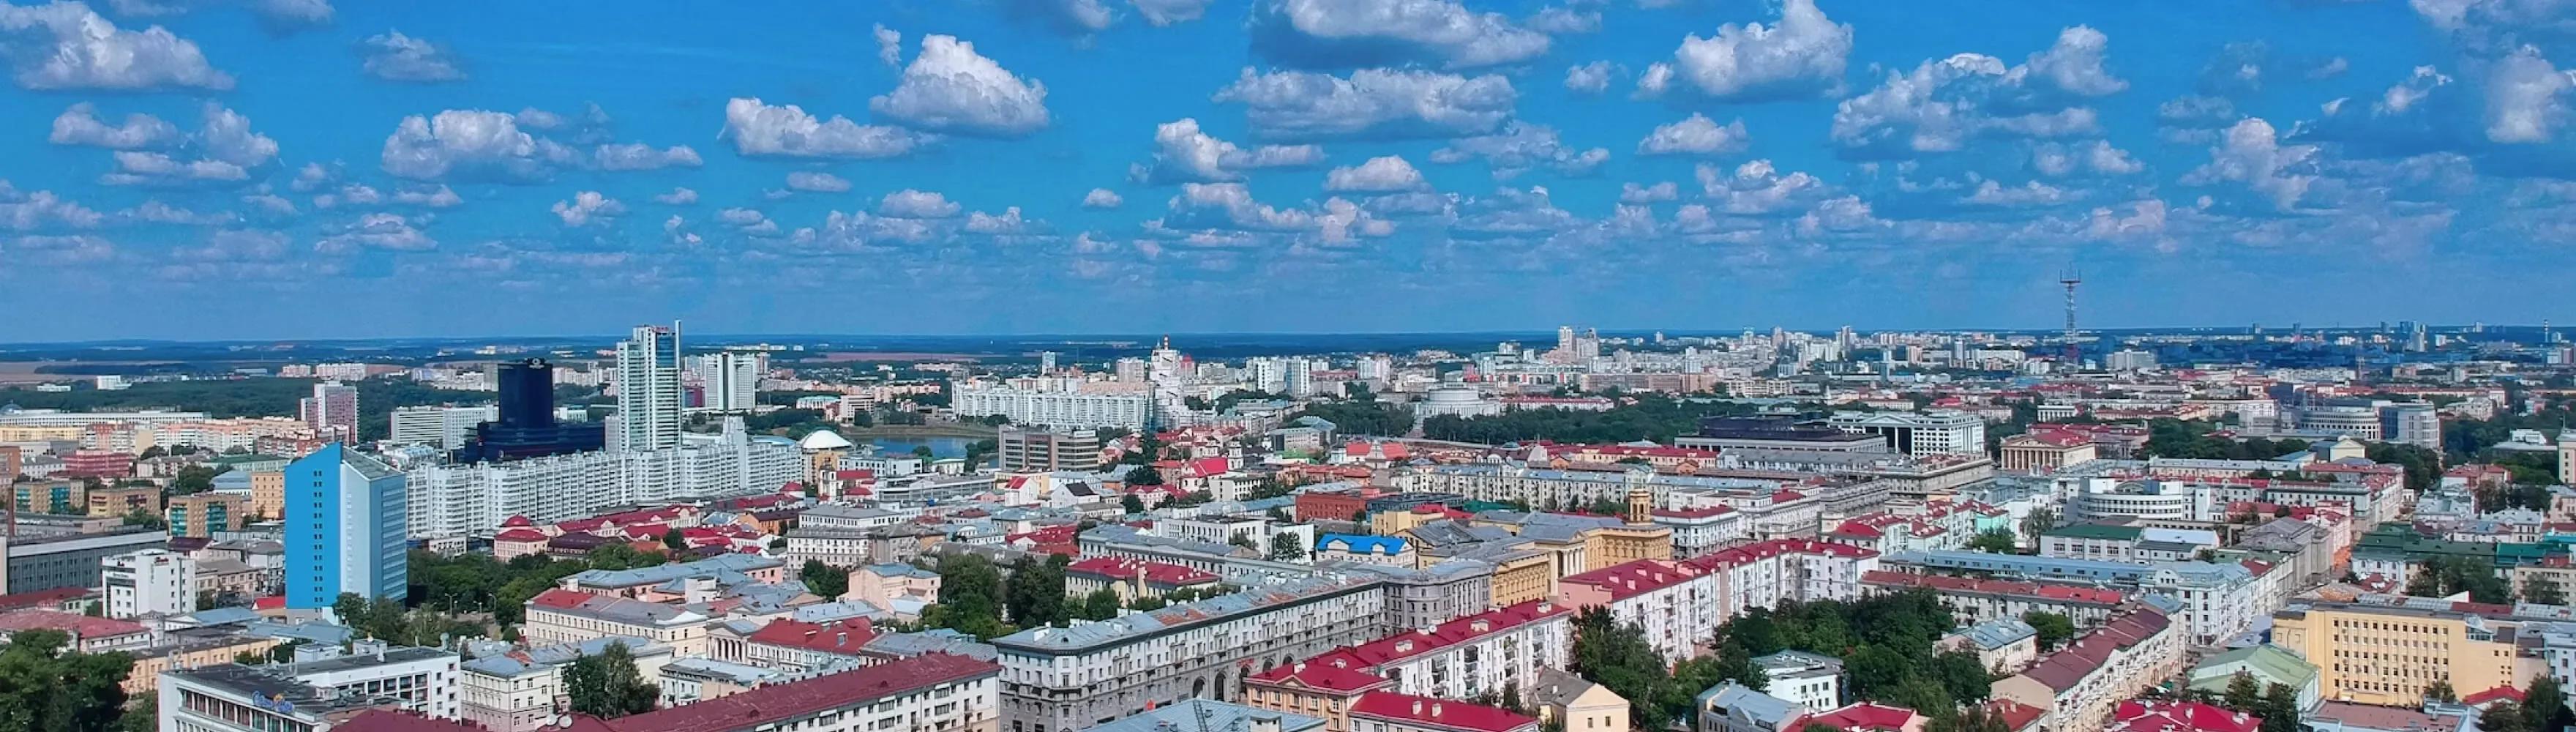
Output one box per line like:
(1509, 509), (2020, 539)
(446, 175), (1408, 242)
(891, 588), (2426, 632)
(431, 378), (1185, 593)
(4, 1), (2576, 732)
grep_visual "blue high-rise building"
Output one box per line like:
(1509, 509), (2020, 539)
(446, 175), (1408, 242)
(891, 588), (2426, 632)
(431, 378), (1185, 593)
(284, 444), (408, 610)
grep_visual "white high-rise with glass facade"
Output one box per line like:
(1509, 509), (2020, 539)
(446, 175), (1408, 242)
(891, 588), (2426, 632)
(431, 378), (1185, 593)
(614, 324), (682, 453)
(690, 351), (764, 413)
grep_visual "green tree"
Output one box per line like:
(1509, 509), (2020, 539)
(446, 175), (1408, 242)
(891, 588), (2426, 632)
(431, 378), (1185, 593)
(1966, 528), (2017, 554)
(2425, 679), (2456, 703)
(564, 641), (659, 718)
(2023, 611), (2076, 651)
(120, 509), (165, 531)
(1931, 650), (1993, 703)
(2020, 507), (2059, 539)
(1003, 555), (1071, 627)
(2258, 683), (2300, 732)
(1268, 534), (1308, 562)
(923, 554), (1012, 639)
(1126, 466), (1164, 486)
(661, 528), (687, 553)
(1079, 587), (1121, 620)
(168, 465), (219, 496)
(2526, 676), (2571, 732)
(1925, 703), (2011, 732)
(0, 628), (135, 732)
(2223, 671), (2261, 712)
(2482, 700), (2532, 732)
(1120, 494), (1145, 515)
(1569, 608), (1685, 727)
(801, 560), (847, 599)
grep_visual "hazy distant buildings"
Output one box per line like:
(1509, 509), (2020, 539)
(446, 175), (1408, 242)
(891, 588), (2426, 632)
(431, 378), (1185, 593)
(953, 383), (1150, 430)
(298, 382), (358, 441)
(389, 406), (497, 451)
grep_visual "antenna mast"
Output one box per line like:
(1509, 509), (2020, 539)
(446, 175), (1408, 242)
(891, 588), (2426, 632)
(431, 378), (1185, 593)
(2059, 269), (2082, 365)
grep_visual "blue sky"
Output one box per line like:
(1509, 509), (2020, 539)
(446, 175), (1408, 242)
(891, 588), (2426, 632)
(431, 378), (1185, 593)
(1, 0), (2572, 341)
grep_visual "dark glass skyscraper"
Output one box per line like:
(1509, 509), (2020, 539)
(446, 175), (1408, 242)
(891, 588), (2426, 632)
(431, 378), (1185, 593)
(451, 359), (605, 463)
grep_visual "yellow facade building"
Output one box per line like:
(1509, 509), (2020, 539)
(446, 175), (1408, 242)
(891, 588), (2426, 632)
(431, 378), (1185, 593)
(2271, 601), (2547, 707)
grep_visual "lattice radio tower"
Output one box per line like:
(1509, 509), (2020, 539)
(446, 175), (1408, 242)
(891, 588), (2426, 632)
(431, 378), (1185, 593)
(2059, 269), (2082, 365)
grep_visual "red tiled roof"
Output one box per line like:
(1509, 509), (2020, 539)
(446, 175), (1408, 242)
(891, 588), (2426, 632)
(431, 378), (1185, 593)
(745, 618), (878, 655)
(2110, 700), (2259, 732)
(2463, 685), (2526, 706)
(530, 589), (592, 609)
(1248, 659), (1396, 695)
(495, 528), (549, 542)
(1811, 703), (1922, 731)
(1318, 601), (1569, 671)
(0, 587), (94, 612)
(1064, 557), (1219, 587)
(567, 653), (998, 732)
(1690, 539), (1879, 571)
(1560, 559), (1705, 602)
(1350, 692), (1537, 732)
(341, 710), (486, 732)
(1650, 505), (1737, 519)
(1987, 701), (2047, 732)
(0, 609), (146, 639)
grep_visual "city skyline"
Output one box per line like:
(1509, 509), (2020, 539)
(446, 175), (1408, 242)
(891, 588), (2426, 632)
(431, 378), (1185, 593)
(2, 1), (2572, 340)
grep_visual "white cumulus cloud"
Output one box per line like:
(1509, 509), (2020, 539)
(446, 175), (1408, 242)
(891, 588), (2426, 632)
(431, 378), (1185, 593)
(49, 102), (177, 149)
(785, 171), (853, 193)
(1083, 188), (1124, 209)
(359, 30), (464, 83)
(552, 190), (625, 227)
(869, 34), (1050, 138)
(879, 189), (962, 218)
(1214, 67), (1517, 141)
(1132, 117), (1325, 184)
(1325, 155), (1428, 192)
(1637, 113), (1749, 156)
(1635, 0), (1850, 101)
(722, 97), (924, 159)
(0, 1), (233, 90)
(1250, 0), (1551, 70)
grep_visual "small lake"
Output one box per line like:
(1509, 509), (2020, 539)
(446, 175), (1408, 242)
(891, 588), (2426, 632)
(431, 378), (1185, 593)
(869, 436), (973, 458)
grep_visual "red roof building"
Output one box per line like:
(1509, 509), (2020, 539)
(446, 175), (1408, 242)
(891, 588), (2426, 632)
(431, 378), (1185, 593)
(563, 653), (998, 732)
(2108, 700), (2260, 732)
(1349, 692), (1539, 732)
(1810, 703), (1927, 732)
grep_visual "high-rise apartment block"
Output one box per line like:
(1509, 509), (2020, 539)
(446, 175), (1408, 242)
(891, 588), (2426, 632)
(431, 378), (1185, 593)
(299, 382), (359, 441)
(285, 444), (407, 610)
(689, 351), (764, 413)
(613, 324), (683, 453)
(996, 425), (1102, 473)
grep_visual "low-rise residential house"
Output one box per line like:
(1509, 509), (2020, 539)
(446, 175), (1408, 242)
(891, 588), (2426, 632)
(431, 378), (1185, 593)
(2187, 644), (2321, 714)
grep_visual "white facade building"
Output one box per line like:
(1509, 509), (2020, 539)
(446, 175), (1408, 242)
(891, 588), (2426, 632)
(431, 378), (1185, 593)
(952, 383), (1152, 430)
(1826, 410), (1988, 456)
(690, 351), (765, 413)
(102, 548), (195, 619)
(403, 429), (799, 539)
(388, 406), (497, 451)
(613, 324), (683, 453)
(991, 574), (1386, 732)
